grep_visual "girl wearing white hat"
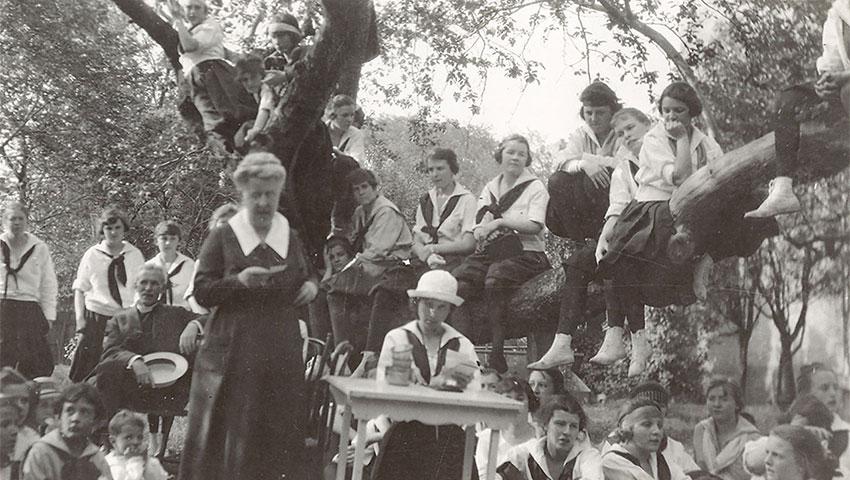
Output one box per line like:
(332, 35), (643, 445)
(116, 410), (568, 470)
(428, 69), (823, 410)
(371, 269), (480, 480)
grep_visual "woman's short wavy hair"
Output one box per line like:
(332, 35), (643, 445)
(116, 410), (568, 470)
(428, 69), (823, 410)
(770, 424), (836, 480)
(613, 398), (663, 444)
(97, 206), (130, 235)
(658, 81), (703, 117)
(232, 152), (287, 189)
(539, 393), (587, 432)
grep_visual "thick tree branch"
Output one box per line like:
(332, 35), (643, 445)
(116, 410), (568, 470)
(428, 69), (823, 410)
(669, 118), (849, 252)
(263, 0), (376, 163)
(110, 0), (181, 71)
(574, 0), (719, 137)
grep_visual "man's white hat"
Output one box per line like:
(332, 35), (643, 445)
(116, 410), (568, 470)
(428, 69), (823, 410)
(407, 270), (464, 307)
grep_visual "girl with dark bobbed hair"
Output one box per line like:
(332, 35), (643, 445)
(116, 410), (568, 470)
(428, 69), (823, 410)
(69, 206), (144, 381)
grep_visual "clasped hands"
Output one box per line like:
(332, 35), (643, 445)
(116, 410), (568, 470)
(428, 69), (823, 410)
(417, 244), (447, 268)
(473, 219), (504, 243)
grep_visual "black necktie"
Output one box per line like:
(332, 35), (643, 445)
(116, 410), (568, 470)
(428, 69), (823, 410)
(162, 260), (185, 305)
(2, 240), (37, 298)
(99, 250), (127, 307)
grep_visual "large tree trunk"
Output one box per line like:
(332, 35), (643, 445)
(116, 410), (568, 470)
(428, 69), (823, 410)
(108, 0), (376, 156)
(467, 120), (848, 356)
(263, 0), (375, 165)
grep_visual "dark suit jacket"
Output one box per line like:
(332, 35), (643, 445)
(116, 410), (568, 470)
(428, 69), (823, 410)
(99, 303), (202, 367)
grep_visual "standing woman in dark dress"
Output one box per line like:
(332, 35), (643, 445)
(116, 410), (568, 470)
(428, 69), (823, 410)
(178, 152), (319, 480)
(69, 206), (144, 382)
(0, 202), (57, 379)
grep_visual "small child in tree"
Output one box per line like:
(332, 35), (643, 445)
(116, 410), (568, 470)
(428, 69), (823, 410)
(746, 0), (850, 219)
(105, 410), (167, 480)
(234, 54), (281, 144)
(22, 383), (112, 480)
(263, 13), (304, 70)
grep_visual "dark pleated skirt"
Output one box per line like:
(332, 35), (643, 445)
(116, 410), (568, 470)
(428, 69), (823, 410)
(0, 299), (53, 378)
(68, 309), (110, 382)
(597, 200), (695, 307)
(370, 421), (477, 480)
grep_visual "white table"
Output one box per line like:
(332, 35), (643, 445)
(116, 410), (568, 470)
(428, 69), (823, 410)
(324, 376), (523, 480)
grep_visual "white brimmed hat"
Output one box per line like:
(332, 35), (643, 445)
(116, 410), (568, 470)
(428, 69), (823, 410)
(407, 270), (464, 306)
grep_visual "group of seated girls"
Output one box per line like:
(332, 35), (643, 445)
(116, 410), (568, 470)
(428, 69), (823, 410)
(533, 0), (850, 375)
(320, 80), (767, 379)
(528, 79), (786, 377)
(319, 80), (835, 379)
(313, 135), (551, 375)
(327, 336), (848, 480)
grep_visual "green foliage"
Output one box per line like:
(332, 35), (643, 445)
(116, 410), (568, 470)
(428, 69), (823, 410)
(0, 0), (231, 310)
(574, 305), (713, 402)
(693, 0), (829, 147)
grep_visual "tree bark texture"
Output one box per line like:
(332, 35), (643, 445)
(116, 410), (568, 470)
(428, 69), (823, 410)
(670, 118), (849, 256)
(467, 120), (847, 354)
(110, 0), (181, 71)
(263, 0), (375, 166)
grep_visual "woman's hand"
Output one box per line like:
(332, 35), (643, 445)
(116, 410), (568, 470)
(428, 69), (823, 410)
(426, 253), (446, 269)
(431, 366), (474, 390)
(166, 0), (184, 22)
(815, 72), (849, 98)
(179, 322), (201, 355)
(595, 235), (609, 263)
(473, 220), (501, 242)
(294, 281), (319, 306)
(237, 266), (274, 288)
(665, 119), (688, 139)
(580, 161), (611, 190)
(244, 127), (260, 143)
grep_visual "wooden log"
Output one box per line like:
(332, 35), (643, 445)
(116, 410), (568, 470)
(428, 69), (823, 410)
(464, 266), (606, 353)
(670, 119), (849, 250)
(465, 118), (848, 354)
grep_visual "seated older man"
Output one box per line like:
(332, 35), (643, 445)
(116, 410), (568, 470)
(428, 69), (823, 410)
(89, 263), (203, 454)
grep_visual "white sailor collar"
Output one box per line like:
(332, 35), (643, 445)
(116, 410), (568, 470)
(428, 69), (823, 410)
(94, 240), (137, 256)
(228, 209), (290, 258)
(150, 252), (191, 272)
(527, 435), (592, 479)
(486, 169), (540, 198)
(648, 122), (709, 156)
(399, 320), (468, 351)
(579, 123), (605, 149)
(0, 232), (39, 252)
(427, 183), (473, 209)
